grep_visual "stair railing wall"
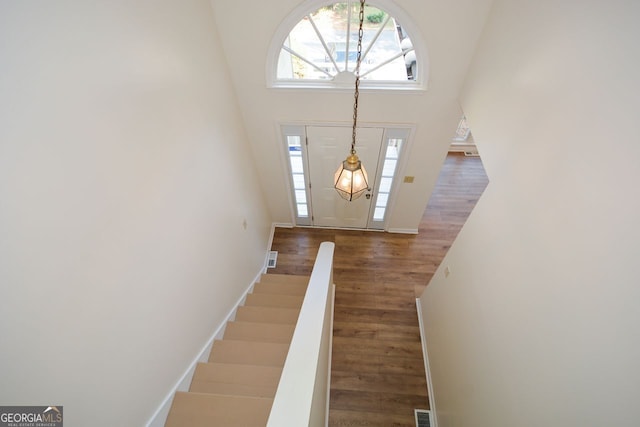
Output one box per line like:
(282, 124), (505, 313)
(267, 241), (335, 427)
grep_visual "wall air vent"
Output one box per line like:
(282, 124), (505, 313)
(267, 251), (278, 269)
(415, 409), (432, 427)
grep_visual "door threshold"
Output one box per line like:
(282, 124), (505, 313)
(295, 225), (386, 232)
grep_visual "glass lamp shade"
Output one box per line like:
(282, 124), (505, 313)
(334, 153), (369, 201)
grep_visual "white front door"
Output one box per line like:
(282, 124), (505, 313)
(306, 125), (384, 228)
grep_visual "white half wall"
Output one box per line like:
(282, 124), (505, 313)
(0, 1), (271, 425)
(420, 1), (640, 426)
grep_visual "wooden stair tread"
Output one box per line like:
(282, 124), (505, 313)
(252, 281), (308, 296)
(190, 362), (281, 397)
(209, 340), (289, 367)
(165, 392), (272, 427)
(235, 305), (300, 324)
(191, 362), (282, 387)
(224, 321), (295, 343)
(259, 273), (309, 286)
(189, 381), (277, 398)
(244, 292), (304, 309)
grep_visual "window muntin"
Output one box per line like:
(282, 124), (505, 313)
(276, 1), (418, 84)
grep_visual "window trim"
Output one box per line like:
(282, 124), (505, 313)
(281, 122), (412, 230)
(367, 127), (411, 229)
(266, 0), (428, 91)
(281, 125), (312, 226)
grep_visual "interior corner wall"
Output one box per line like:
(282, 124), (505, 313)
(0, 1), (271, 425)
(419, 1), (640, 426)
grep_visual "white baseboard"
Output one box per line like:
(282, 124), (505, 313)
(415, 298), (438, 427)
(387, 228), (419, 234)
(145, 269), (264, 427)
(273, 223), (415, 235)
(449, 142), (477, 153)
(273, 222), (294, 229)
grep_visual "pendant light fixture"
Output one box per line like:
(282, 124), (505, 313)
(334, 0), (369, 201)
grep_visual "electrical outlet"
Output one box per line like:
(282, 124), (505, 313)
(403, 176), (415, 183)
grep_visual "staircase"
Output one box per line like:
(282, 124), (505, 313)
(165, 273), (309, 427)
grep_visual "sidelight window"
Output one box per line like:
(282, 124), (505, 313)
(282, 126), (312, 225)
(367, 128), (409, 229)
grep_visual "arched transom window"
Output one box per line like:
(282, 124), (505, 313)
(270, 1), (425, 89)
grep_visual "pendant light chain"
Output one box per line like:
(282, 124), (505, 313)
(351, 0), (365, 155)
(334, 0), (369, 202)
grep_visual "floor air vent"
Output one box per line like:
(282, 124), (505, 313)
(415, 409), (432, 427)
(266, 251), (278, 268)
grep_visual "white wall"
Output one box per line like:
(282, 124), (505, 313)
(420, 1), (640, 426)
(0, 1), (271, 425)
(209, 0), (493, 231)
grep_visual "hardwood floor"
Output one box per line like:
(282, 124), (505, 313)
(269, 152), (489, 426)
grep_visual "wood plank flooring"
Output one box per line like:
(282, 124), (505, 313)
(269, 152), (489, 427)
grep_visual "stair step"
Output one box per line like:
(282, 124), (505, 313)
(224, 321), (295, 344)
(259, 273), (309, 286)
(235, 305), (300, 324)
(190, 362), (282, 397)
(252, 281), (308, 296)
(209, 340), (289, 367)
(165, 392), (272, 427)
(244, 293), (304, 309)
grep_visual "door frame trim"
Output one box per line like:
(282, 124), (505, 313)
(279, 121), (415, 231)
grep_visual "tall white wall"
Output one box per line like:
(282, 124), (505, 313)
(0, 1), (271, 425)
(420, 1), (640, 426)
